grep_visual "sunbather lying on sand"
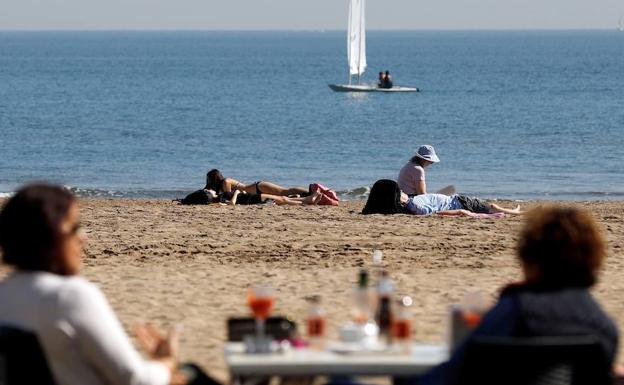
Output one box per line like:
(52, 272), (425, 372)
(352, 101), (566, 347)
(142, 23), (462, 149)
(206, 189), (321, 206)
(362, 179), (523, 216)
(205, 169), (309, 197)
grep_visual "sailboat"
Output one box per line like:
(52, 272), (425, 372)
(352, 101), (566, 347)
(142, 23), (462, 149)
(619, 16), (624, 32)
(328, 0), (418, 93)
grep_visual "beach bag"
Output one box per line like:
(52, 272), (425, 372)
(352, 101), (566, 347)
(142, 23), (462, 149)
(309, 183), (340, 206)
(180, 189), (212, 205)
(317, 194), (339, 206)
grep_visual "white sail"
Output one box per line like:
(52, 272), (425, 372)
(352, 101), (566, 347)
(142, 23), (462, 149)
(347, 0), (366, 77)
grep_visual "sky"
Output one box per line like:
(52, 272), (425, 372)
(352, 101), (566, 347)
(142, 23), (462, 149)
(1, 0), (623, 30)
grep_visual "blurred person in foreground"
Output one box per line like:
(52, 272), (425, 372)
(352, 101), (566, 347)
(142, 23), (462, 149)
(0, 184), (216, 385)
(412, 205), (619, 384)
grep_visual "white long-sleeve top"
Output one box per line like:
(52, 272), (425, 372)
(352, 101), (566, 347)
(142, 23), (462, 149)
(0, 271), (170, 385)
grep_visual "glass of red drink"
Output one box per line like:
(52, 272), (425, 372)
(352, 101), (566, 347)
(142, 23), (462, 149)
(247, 286), (274, 342)
(461, 310), (482, 328)
(392, 296), (413, 353)
(307, 316), (326, 337)
(307, 295), (325, 337)
(460, 291), (488, 329)
(392, 318), (411, 341)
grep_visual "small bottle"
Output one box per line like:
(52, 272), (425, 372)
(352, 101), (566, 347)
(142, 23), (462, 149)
(350, 269), (379, 345)
(307, 295), (326, 340)
(353, 269), (371, 324)
(358, 269), (369, 288)
(372, 249), (383, 266)
(375, 270), (394, 344)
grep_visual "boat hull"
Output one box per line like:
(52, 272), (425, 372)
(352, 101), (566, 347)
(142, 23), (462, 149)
(329, 84), (419, 93)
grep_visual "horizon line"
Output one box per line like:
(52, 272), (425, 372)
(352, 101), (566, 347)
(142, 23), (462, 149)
(0, 27), (619, 33)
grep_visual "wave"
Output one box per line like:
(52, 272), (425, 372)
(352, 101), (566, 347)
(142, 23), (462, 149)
(468, 191), (624, 200)
(336, 186), (370, 200)
(65, 186), (126, 198)
(2, 186), (624, 201)
(64, 186), (193, 199)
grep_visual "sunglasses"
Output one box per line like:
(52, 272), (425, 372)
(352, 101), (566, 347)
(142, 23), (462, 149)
(62, 222), (82, 237)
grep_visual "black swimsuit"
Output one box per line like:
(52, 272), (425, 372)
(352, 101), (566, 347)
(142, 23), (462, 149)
(221, 180), (263, 194)
(254, 181), (263, 194)
(220, 191), (264, 205)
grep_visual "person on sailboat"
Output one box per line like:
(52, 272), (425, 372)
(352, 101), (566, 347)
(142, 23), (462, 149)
(383, 70), (393, 88)
(378, 72), (386, 88)
(397, 145), (439, 196)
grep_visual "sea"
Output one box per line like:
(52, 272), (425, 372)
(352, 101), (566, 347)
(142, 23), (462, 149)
(1, 31), (623, 200)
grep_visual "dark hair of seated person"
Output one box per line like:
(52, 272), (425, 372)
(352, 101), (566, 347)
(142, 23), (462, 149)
(205, 169), (225, 192)
(362, 179), (408, 215)
(516, 205), (605, 289)
(0, 183), (76, 274)
(409, 156), (428, 166)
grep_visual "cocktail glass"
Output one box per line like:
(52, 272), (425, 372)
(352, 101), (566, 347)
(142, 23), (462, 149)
(247, 286), (274, 351)
(460, 291), (488, 328)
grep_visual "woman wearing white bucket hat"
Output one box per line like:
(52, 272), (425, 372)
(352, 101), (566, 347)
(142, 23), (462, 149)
(397, 145), (440, 196)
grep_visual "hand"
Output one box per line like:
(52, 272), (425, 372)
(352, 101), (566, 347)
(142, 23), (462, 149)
(135, 323), (179, 360)
(170, 371), (190, 385)
(613, 364), (624, 384)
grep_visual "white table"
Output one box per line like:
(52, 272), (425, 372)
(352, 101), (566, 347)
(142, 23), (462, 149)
(225, 343), (449, 377)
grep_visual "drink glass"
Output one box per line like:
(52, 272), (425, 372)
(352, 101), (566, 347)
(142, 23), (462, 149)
(449, 291), (489, 351)
(307, 295), (326, 338)
(247, 286), (274, 343)
(460, 291), (488, 328)
(392, 296), (413, 353)
(307, 316), (326, 337)
(392, 318), (411, 341)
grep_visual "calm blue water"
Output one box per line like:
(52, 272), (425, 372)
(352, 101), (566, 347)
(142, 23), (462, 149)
(1, 31), (623, 200)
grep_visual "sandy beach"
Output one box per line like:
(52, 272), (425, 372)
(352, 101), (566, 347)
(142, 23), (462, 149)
(2, 198), (623, 381)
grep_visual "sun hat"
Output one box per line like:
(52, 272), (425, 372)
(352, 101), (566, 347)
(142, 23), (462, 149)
(413, 145), (440, 163)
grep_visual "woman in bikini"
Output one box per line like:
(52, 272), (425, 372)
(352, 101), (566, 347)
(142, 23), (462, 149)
(205, 169), (309, 197)
(205, 189), (322, 206)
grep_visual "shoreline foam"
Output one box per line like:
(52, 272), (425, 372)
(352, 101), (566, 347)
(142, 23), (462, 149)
(3, 187), (624, 201)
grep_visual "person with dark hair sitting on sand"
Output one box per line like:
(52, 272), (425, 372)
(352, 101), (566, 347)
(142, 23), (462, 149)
(205, 169), (309, 197)
(0, 184), (218, 385)
(362, 179), (522, 216)
(407, 205), (619, 384)
(205, 188), (321, 206)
